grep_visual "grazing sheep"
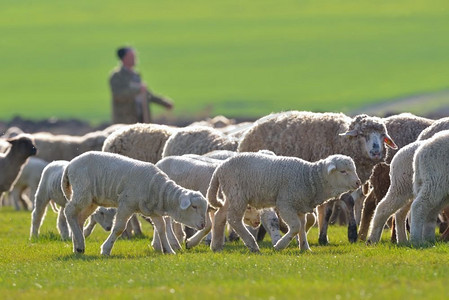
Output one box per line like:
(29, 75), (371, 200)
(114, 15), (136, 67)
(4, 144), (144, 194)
(30, 160), (71, 240)
(417, 116), (449, 141)
(188, 115), (236, 129)
(102, 123), (176, 164)
(162, 126), (239, 157)
(30, 131), (108, 162)
(0, 135), (37, 200)
(238, 111), (396, 245)
(83, 207), (118, 237)
(207, 153), (361, 252)
(2, 126), (24, 139)
(155, 154), (261, 249)
(410, 131), (449, 246)
(10, 157), (49, 211)
(62, 151), (208, 255)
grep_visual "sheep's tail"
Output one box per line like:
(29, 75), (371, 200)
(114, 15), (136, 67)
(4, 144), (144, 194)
(206, 170), (224, 208)
(61, 165), (72, 201)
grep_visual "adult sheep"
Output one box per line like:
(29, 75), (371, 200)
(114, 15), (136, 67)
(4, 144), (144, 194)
(31, 130), (108, 162)
(207, 152), (361, 252)
(0, 135), (37, 201)
(357, 113), (433, 240)
(238, 111), (397, 244)
(62, 151), (208, 255)
(410, 131), (449, 246)
(102, 123), (176, 164)
(162, 126), (239, 157)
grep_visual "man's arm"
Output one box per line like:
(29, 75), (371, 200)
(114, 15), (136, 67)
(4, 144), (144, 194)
(146, 91), (174, 109)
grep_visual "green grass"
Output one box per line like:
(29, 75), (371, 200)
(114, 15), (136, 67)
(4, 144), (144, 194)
(1, 207), (448, 299)
(1, 0), (449, 124)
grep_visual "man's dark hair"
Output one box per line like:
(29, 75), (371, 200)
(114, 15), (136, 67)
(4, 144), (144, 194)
(117, 47), (132, 60)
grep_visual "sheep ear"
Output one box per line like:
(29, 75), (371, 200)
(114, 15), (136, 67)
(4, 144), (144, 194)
(180, 195), (191, 210)
(327, 163), (337, 174)
(339, 129), (358, 137)
(384, 135), (398, 150)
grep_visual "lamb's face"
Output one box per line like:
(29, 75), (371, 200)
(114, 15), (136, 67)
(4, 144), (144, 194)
(326, 156), (361, 194)
(93, 207), (116, 231)
(243, 206), (260, 228)
(176, 191), (208, 230)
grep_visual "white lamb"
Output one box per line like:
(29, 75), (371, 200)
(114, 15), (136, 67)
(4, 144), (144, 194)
(10, 157), (48, 211)
(31, 160), (71, 240)
(83, 207), (118, 237)
(62, 151), (208, 255)
(410, 131), (449, 246)
(155, 154), (261, 249)
(207, 153), (361, 252)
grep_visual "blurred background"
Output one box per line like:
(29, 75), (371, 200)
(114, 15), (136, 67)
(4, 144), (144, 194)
(1, 0), (449, 126)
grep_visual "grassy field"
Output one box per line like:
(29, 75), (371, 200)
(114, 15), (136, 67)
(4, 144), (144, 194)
(1, 207), (448, 299)
(1, 0), (449, 124)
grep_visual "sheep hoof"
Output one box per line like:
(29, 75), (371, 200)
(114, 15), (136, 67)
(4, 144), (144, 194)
(75, 248), (85, 254)
(318, 235), (328, 245)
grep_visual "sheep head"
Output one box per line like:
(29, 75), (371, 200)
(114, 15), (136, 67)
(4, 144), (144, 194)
(339, 115), (397, 162)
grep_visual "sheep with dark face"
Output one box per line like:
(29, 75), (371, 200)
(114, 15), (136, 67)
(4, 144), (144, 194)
(0, 135), (37, 200)
(238, 111), (396, 245)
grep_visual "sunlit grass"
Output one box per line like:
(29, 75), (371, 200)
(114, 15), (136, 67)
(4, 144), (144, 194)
(1, 206), (448, 299)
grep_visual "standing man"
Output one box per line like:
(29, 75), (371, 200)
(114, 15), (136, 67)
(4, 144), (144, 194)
(109, 47), (173, 124)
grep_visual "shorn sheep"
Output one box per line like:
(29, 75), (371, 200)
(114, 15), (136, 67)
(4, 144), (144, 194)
(207, 152), (361, 252)
(238, 111), (397, 245)
(0, 135), (37, 201)
(162, 126), (239, 157)
(31, 160), (71, 240)
(62, 151), (208, 255)
(410, 131), (449, 246)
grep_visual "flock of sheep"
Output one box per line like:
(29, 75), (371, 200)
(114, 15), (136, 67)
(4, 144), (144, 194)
(1, 110), (449, 255)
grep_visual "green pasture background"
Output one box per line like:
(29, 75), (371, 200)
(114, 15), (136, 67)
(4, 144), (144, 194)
(1, 0), (449, 124)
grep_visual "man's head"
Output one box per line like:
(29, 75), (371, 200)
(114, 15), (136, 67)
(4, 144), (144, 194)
(117, 47), (136, 69)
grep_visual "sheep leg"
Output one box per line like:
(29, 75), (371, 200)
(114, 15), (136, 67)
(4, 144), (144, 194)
(341, 193), (357, 243)
(274, 207), (301, 250)
(186, 210), (213, 249)
(172, 221), (186, 245)
(260, 208), (281, 246)
(394, 201), (412, 244)
(101, 206), (134, 255)
(151, 226), (163, 252)
(64, 202), (87, 254)
(410, 192), (430, 246)
(57, 207), (70, 240)
(30, 195), (50, 239)
(367, 193), (409, 244)
(151, 215), (176, 255)
(211, 202), (229, 252)
(83, 216), (97, 238)
(11, 187), (24, 211)
(423, 202), (447, 243)
(317, 202), (333, 245)
(297, 213), (311, 251)
(129, 214), (143, 236)
(358, 190), (377, 241)
(227, 207), (260, 253)
(164, 217), (182, 251)
(353, 188), (364, 225)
